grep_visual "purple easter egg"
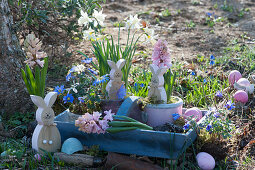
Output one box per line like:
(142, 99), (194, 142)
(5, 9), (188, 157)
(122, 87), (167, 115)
(228, 70), (242, 86)
(234, 90), (248, 104)
(184, 107), (202, 122)
(196, 152), (215, 170)
(236, 78), (250, 87)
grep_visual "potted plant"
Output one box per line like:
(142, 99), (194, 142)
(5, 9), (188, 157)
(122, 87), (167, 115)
(77, 12), (153, 113)
(144, 39), (183, 127)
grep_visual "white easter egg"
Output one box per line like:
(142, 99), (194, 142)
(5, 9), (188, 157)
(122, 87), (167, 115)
(196, 152), (215, 170)
(237, 78), (250, 87)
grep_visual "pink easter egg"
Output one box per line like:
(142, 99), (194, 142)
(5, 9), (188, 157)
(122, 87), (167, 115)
(196, 152), (215, 170)
(234, 90), (248, 104)
(228, 70), (242, 86)
(184, 107), (202, 122)
(236, 78), (250, 87)
(34, 153), (41, 162)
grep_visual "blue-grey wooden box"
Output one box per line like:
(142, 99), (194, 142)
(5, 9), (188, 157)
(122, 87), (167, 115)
(54, 109), (206, 159)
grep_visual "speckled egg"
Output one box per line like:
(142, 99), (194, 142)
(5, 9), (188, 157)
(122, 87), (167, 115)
(196, 152), (215, 170)
(228, 70), (242, 85)
(234, 90), (248, 104)
(236, 78), (250, 87)
(184, 107), (202, 122)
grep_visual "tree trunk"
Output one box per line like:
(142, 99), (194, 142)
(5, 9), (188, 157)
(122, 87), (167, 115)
(0, 0), (32, 116)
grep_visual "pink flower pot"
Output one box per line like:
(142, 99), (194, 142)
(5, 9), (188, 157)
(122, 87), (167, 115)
(145, 96), (183, 127)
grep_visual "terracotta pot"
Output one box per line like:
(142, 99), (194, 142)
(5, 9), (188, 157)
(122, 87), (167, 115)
(100, 99), (124, 115)
(145, 96), (183, 127)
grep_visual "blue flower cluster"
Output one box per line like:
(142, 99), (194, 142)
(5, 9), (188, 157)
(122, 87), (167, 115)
(117, 84), (126, 100)
(209, 55), (215, 66)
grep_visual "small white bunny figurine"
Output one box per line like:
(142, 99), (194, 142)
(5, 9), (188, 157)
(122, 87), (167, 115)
(106, 59), (126, 100)
(31, 92), (61, 153)
(148, 64), (168, 103)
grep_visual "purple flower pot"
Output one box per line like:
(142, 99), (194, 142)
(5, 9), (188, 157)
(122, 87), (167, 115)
(145, 96), (183, 127)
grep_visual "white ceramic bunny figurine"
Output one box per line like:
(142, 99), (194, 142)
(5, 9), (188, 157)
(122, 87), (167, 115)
(148, 64), (168, 103)
(106, 59), (126, 100)
(31, 92), (61, 153)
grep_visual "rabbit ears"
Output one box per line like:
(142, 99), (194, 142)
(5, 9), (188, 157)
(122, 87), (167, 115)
(30, 92), (58, 108)
(107, 59), (126, 70)
(150, 64), (168, 76)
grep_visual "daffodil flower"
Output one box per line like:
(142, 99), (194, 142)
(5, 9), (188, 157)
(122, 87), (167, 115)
(125, 14), (141, 30)
(92, 9), (106, 27)
(78, 10), (92, 26)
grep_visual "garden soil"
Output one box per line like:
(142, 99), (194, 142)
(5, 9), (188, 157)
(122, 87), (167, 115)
(38, 0), (255, 168)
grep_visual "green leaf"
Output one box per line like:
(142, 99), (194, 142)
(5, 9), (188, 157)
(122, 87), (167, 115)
(41, 57), (48, 98)
(21, 68), (33, 94)
(35, 66), (41, 96)
(25, 65), (36, 94)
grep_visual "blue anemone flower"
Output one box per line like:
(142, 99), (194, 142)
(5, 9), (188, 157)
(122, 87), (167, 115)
(117, 84), (126, 100)
(203, 79), (207, 83)
(63, 93), (74, 104)
(66, 73), (72, 81)
(210, 60), (215, 65)
(140, 83), (145, 88)
(81, 58), (92, 64)
(215, 91), (223, 98)
(210, 55), (215, 60)
(88, 68), (98, 75)
(206, 124), (212, 131)
(213, 112), (220, 118)
(183, 123), (190, 131)
(191, 71), (196, 76)
(225, 100), (235, 110)
(78, 97), (85, 103)
(206, 12), (212, 17)
(54, 85), (64, 95)
(93, 74), (109, 86)
(172, 113), (180, 121)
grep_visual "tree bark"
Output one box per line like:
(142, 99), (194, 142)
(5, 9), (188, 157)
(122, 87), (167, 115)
(0, 0), (32, 116)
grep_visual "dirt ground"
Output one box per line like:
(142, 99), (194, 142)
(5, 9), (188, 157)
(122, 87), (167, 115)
(62, 0), (255, 64)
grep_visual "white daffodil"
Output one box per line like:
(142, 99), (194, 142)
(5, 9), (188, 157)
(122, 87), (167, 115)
(78, 10), (92, 26)
(125, 14), (141, 30)
(143, 27), (157, 44)
(83, 28), (96, 40)
(93, 9), (106, 27)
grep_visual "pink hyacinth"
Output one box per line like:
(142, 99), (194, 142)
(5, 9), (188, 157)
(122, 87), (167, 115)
(75, 110), (115, 134)
(151, 39), (172, 69)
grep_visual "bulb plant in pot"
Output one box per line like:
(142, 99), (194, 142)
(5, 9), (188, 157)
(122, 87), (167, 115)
(77, 11), (156, 113)
(144, 39), (183, 127)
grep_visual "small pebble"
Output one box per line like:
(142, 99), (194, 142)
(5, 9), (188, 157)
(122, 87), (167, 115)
(196, 152), (215, 170)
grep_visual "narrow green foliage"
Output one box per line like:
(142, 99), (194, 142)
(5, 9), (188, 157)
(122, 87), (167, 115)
(21, 57), (48, 97)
